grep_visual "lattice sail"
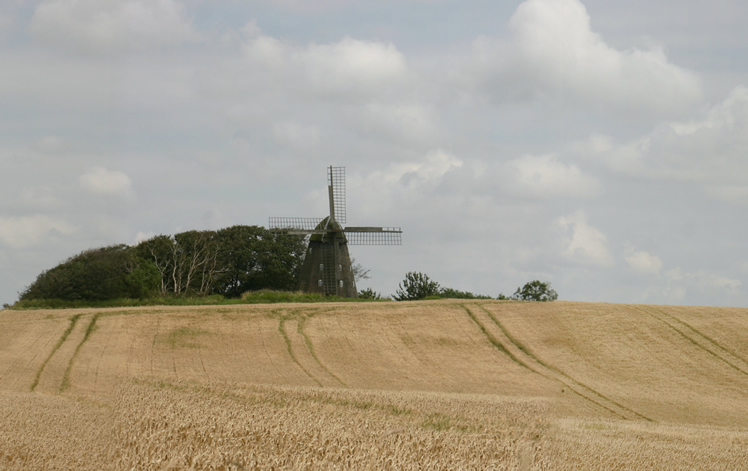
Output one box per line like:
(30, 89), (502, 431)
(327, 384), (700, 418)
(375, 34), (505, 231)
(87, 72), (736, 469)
(344, 228), (402, 246)
(268, 217), (324, 231)
(328, 166), (346, 225)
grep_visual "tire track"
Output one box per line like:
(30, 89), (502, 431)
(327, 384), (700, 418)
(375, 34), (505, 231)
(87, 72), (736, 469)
(92, 314), (116, 389)
(634, 306), (748, 377)
(1, 322), (59, 388)
(465, 304), (653, 422)
(298, 314), (348, 388)
(150, 318), (161, 376)
(278, 314), (323, 387)
(60, 313), (100, 392)
(30, 314), (82, 392)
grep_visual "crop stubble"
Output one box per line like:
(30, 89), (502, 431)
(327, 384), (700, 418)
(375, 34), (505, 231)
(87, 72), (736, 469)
(2, 300), (748, 469)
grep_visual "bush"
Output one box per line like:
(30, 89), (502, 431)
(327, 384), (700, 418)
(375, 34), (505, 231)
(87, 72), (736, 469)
(393, 272), (441, 301)
(510, 280), (558, 302)
(358, 288), (383, 300)
(438, 288), (493, 300)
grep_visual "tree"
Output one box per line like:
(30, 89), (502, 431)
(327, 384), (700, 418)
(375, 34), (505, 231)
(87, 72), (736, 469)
(393, 272), (441, 301)
(137, 226), (307, 298)
(212, 225), (306, 297)
(20, 245), (159, 301)
(350, 257), (370, 283)
(510, 280), (558, 302)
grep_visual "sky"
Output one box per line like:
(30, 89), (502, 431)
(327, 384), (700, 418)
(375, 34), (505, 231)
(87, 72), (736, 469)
(2, 0), (748, 307)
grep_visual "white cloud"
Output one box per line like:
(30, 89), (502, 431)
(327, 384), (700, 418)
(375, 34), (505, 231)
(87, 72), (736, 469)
(557, 209), (614, 267)
(30, 0), (200, 53)
(583, 86), (748, 202)
(242, 35), (409, 98)
(468, 0), (701, 113)
(79, 167), (132, 196)
(624, 244), (662, 275)
(345, 149), (463, 219)
(301, 37), (408, 93)
(0, 215), (76, 249)
(382, 149), (463, 188)
(509, 153), (600, 198)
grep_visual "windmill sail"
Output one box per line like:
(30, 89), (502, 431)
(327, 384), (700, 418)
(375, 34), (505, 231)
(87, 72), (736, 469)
(269, 166), (402, 297)
(328, 166), (346, 224)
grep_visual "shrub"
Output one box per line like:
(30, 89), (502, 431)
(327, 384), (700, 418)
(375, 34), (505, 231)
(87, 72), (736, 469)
(438, 288), (493, 300)
(393, 272), (441, 301)
(358, 288), (383, 300)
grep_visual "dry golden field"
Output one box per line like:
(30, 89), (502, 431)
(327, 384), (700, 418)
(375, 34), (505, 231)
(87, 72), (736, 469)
(2, 300), (748, 469)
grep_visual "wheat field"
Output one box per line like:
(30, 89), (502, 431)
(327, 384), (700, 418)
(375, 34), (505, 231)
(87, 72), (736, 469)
(2, 300), (748, 469)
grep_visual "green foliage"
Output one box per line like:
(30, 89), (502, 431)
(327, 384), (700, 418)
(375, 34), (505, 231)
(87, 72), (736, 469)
(212, 226), (307, 297)
(132, 225), (307, 298)
(358, 288), (383, 300)
(240, 290), (377, 304)
(9, 295), (230, 310)
(438, 288), (493, 300)
(6, 287), (392, 310)
(511, 280), (558, 302)
(393, 272), (441, 301)
(19, 245), (159, 302)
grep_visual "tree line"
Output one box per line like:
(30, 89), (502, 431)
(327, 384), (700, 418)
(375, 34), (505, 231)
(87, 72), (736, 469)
(390, 272), (558, 302)
(19, 226), (306, 302)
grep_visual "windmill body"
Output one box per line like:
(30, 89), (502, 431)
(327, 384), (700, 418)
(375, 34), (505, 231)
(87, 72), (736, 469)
(270, 166), (402, 298)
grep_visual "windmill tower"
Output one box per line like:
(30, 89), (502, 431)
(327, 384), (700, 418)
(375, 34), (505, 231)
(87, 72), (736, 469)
(269, 166), (402, 297)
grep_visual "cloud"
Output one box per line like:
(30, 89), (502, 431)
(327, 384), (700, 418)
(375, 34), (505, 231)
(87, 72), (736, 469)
(624, 244), (662, 275)
(657, 268), (742, 302)
(468, 0), (701, 113)
(509, 153), (600, 198)
(272, 121), (320, 150)
(582, 86), (748, 203)
(0, 215), (76, 249)
(381, 149), (464, 189)
(344, 149), (463, 219)
(557, 209), (614, 267)
(30, 0), (200, 53)
(79, 167), (132, 196)
(301, 37), (409, 93)
(242, 35), (409, 99)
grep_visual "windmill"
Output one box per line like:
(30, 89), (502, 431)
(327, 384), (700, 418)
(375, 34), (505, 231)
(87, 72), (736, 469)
(269, 166), (402, 297)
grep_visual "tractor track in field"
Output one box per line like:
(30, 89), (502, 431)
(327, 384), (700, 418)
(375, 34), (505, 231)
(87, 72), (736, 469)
(150, 318), (161, 376)
(30, 314), (82, 392)
(298, 314), (348, 388)
(278, 314), (323, 387)
(1, 323), (59, 388)
(60, 313), (100, 392)
(634, 306), (748, 377)
(464, 304), (653, 422)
